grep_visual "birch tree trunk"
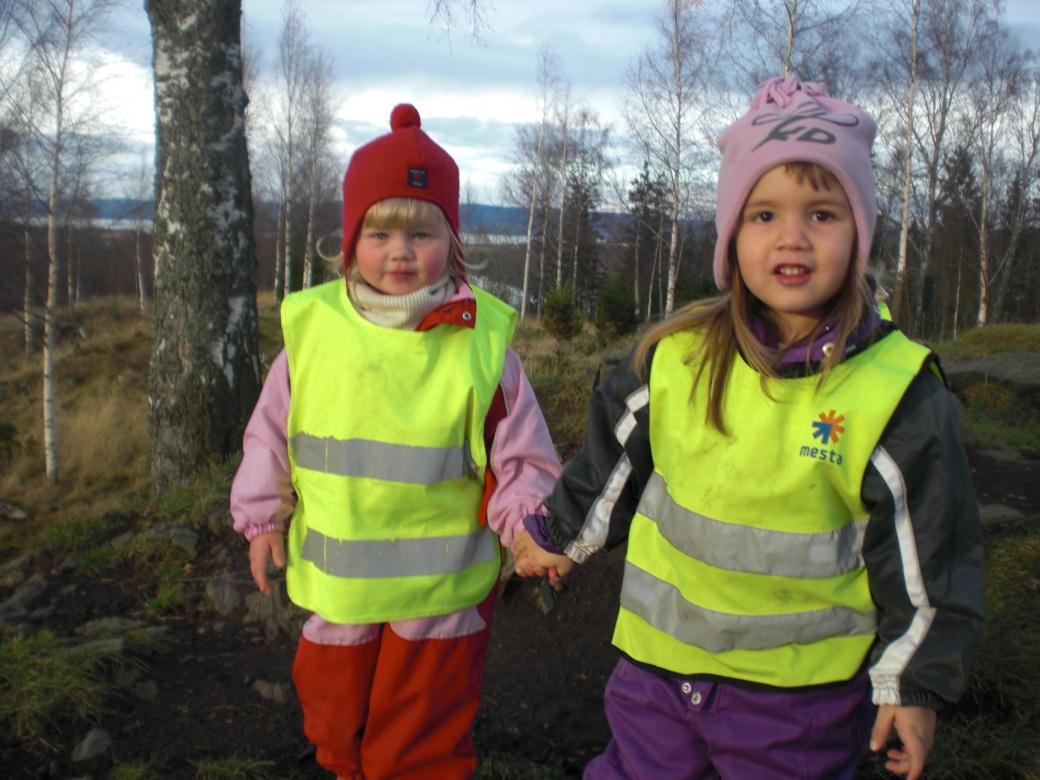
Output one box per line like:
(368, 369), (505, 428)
(274, 200), (285, 299)
(282, 180), (294, 294)
(554, 131), (569, 287)
(302, 160), (318, 289)
(24, 214), (37, 359)
(633, 220), (641, 317)
(976, 170), (990, 326)
(536, 195), (550, 316)
(136, 223), (147, 312)
(783, 0), (798, 75)
(44, 150), (62, 483)
(894, 0), (920, 324)
(147, 0), (261, 490)
(520, 48), (559, 319)
(520, 173), (540, 318)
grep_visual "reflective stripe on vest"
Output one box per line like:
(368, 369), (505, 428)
(281, 280), (516, 623)
(613, 328), (933, 687)
(290, 434), (477, 484)
(638, 471), (867, 578)
(301, 525), (499, 579)
(621, 560), (877, 653)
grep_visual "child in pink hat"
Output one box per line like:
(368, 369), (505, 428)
(515, 76), (984, 780)
(232, 104), (560, 779)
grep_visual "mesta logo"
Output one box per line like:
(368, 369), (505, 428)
(799, 410), (846, 465)
(812, 410), (846, 445)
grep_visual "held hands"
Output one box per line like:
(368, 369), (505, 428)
(870, 704), (937, 780)
(513, 530), (575, 588)
(248, 531), (286, 596)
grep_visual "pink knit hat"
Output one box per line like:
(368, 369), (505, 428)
(713, 75), (878, 289)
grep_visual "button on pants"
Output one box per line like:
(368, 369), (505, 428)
(585, 658), (874, 780)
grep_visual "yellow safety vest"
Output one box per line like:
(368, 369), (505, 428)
(614, 329), (932, 687)
(281, 280), (516, 623)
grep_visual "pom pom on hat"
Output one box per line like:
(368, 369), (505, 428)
(712, 75), (878, 289)
(390, 103), (422, 130)
(340, 103), (460, 267)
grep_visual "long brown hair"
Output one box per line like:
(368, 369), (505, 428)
(634, 163), (872, 434)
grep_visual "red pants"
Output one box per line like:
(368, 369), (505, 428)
(291, 587), (498, 779)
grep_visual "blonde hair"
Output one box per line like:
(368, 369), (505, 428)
(318, 197), (467, 279)
(361, 198), (466, 278)
(634, 162), (871, 434)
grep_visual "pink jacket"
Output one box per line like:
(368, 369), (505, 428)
(231, 283), (561, 644)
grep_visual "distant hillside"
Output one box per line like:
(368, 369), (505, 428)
(75, 199), (709, 240)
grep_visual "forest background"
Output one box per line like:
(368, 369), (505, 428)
(1, 0), (1039, 604)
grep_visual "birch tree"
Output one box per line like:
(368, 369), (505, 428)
(961, 26), (1033, 325)
(518, 46), (560, 318)
(721, 0), (865, 91)
(273, 0), (307, 299)
(553, 81), (572, 289)
(299, 47), (335, 289)
(624, 0), (717, 315)
(991, 62), (1040, 319)
(146, 0), (261, 490)
(127, 151), (153, 312)
(890, 0), (921, 323)
(907, 0), (994, 333)
(16, 0), (115, 483)
(3, 73), (46, 359)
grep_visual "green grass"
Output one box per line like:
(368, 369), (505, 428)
(924, 529), (1040, 779)
(35, 511), (129, 554)
(971, 416), (1040, 458)
(109, 760), (163, 779)
(0, 629), (122, 751)
(934, 323), (1040, 358)
(147, 456), (239, 526)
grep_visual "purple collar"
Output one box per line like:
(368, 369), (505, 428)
(750, 307), (882, 366)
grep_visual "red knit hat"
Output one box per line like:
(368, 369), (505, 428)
(340, 103), (460, 267)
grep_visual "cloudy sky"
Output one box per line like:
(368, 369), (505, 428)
(96, 0), (1040, 205)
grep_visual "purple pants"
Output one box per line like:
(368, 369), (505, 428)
(585, 659), (874, 780)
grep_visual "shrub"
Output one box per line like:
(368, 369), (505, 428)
(962, 382), (1017, 414)
(594, 274), (640, 340)
(541, 284), (583, 342)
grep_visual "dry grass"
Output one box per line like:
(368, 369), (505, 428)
(935, 323), (1040, 358)
(0, 298), (151, 531)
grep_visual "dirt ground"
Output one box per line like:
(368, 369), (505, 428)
(4, 447), (1038, 778)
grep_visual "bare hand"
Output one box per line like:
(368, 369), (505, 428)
(870, 704), (937, 780)
(248, 531), (286, 596)
(513, 531), (575, 587)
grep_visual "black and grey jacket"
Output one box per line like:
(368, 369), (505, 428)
(544, 321), (986, 710)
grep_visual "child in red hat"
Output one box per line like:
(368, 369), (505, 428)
(232, 104), (561, 779)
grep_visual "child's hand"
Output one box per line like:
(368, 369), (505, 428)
(513, 530), (576, 588)
(869, 704), (937, 780)
(248, 531), (286, 596)
(513, 530), (546, 577)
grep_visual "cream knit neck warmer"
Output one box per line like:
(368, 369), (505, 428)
(347, 273), (455, 330)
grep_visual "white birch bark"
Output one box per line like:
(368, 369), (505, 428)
(895, 0), (921, 322)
